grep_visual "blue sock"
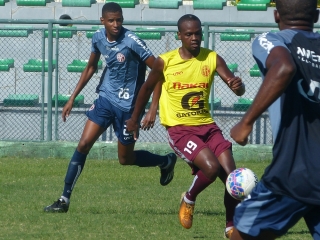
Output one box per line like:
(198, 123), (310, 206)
(62, 149), (87, 199)
(134, 150), (168, 168)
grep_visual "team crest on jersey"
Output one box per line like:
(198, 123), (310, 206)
(117, 53), (126, 62)
(89, 104), (95, 111)
(201, 65), (210, 77)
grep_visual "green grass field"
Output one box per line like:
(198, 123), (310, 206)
(0, 158), (312, 240)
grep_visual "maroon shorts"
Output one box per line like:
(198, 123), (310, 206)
(167, 123), (232, 173)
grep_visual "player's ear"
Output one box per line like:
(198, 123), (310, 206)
(100, 17), (104, 24)
(314, 9), (319, 23)
(177, 31), (181, 40)
(274, 9), (280, 23)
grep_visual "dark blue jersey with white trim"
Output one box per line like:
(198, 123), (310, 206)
(92, 27), (153, 112)
(252, 29), (320, 205)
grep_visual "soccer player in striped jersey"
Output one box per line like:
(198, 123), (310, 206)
(126, 14), (245, 238)
(44, 2), (177, 213)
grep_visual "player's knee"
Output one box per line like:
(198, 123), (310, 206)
(77, 139), (93, 154)
(204, 162), (221, 181)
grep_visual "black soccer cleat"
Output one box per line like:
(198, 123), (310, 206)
(160, 153), (177, 186)
(44, 198), (69, 213)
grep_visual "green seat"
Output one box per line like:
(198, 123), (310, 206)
(45, 26), (77, 38)
(134, 28), (165, 40)
(52, 94), (84, 107)
(149, 0), (181, 9)
(233, 98), (253, 111)
(220, 29), (254, 41)
(0, 25), (33, 37)
(105, 0), (139, 8)
(0, 0), (9, 6)
(3, 94), (39, 107)
(193, 0), (226, 10)
(0, 59), (14, 71)
(237, 0), (270, 11)
(249, 64), (261, 77)
(86, 26), (101, 39)
(67, 59), (102, 72)
(16, 0), (50, 6)
(209, 97), (221, 110)
(23, 59), (56, 72)
(62, 0), (94, 7)
(215, 63), (238, 76)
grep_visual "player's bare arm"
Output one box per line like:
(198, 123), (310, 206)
(230, 46), (296, 146)
(126, 57), (165, 138)
(62, 52), (101, 122)
(139, 56), (161, 130)
(216, 54), (245, 96)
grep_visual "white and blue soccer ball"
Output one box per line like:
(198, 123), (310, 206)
(226, 168), (258, 200)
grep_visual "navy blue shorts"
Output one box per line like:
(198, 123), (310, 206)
(234, 181), (320, 239)
(86, 96), (143, 145)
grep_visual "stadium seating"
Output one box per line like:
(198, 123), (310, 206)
(209, 97), (222, 110)
(45, 26), (77, 38)
(0, 25), (33, 37)
(105, 0), (139, 8)
(52, 94), (84, 107)
(193, 0), (227, 10)
(62, 0), (94, 7)
(220, 29), (254, 41)
(249, 64), (261, 77)
(0, 59), (14, 71)
(233, 98), (253, 111)
(149, 0), (181, 9)
(16, 0), (50, 6)
(0, 0), (9, 6)
(23, 59), (56, 72)
(237, 0), (270, 11)
(3, 94), (39, 107)
(67, 59), (103, 72)
(135, 27), (165, 40)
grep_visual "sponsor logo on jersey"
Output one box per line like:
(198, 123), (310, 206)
(176, 109), (209, 118)
(173, 82), (209, 89)
(296, 47), (320, 65)
(201, 65), (211, 77)
(128, 33), (151, 52)
(89, 104), (95, 111)
(258, 32), (274, 54)
(173, 71), (183, 76)
(106, 46), (120, 51)
(117, 53), (126, 62)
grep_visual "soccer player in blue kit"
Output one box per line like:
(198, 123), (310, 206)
(44, 2), (176, 213)
(230, 0), (320, 239)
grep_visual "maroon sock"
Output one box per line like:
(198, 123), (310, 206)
(224, 188), (241, 227)
(185, 170), (213, 202)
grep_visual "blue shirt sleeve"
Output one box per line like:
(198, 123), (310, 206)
(252, 32), (288, 71)
(125, 32), (153, 61)
(91, 29), (101, 54)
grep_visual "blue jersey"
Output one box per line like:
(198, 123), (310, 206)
(252, 29), (320, 205)
(92, 27), (153, 112)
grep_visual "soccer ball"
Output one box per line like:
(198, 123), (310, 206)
(226, 168), (258, 200)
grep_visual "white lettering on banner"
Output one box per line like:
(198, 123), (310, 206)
(258, 32), (274, 54)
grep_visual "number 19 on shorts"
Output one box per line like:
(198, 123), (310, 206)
(184, 141), (197, 154)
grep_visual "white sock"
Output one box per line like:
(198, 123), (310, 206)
(60, 196), (70, 204)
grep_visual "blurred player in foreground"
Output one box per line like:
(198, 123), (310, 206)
(230, 0), (320, 239)
(126, 14), (245, 238)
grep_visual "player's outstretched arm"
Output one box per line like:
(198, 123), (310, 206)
(216, 54), (245, 96)
(126, 57), (165, 139)
(62, 52), (101, 122)
(230, 46), (296, 145)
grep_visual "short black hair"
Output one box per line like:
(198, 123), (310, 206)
(276, 0), (317, 22)
(59, 14), (72, 26)
(102, 2), (123, 16)
(177, 14), (201, 31)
